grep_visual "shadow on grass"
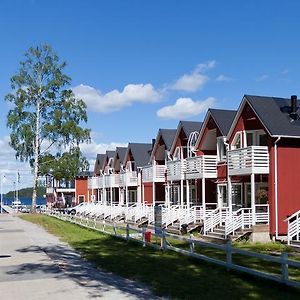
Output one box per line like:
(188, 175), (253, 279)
(11, 243), (157, 299)
(20, 215), (300, 299)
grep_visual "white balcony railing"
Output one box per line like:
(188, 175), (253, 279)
(185, 155), (217, 179)
(88, 176), (100, 189)
(167, 159), (186, 181)
(228, 146), (269, 176)
(119, 171), (138, 187)
(104, 174), (120, 188)
(142, 165), (166, 183)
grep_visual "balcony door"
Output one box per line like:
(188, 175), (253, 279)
(246, 131), (267, 147)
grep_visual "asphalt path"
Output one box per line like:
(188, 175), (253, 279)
(0, 213), (158, 299)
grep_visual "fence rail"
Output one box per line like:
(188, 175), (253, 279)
(48, 211), (300, 289)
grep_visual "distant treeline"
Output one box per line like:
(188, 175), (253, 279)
(4, 187), (46, 199)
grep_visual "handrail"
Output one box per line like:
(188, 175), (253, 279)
(285, 209), (300, 222)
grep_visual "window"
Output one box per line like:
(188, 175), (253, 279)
(173, 147), (182, 160)
(246, 130), (267, 147)
(78, 195), (85, 203)
(232, 184), (243, 210)
(126, 161), (136, 171)
(217, 137), (227, 161)
(231, 132), (242, 150)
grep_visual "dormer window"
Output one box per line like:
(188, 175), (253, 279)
(126, 161), (136, 171)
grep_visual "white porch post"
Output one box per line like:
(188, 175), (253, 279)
(186, 179), (190, 211)
(110, 186), (113, 205)
(202, 178), (206, 217)
(228, 176), (232, 216)
(97, 188), (100, 203)
(180, 179), (184, 207)
(137, 172), (142, 204)
(217, 185), (222, 208)
(152, 182), (156, 206)
(87, 189), (90, 203)
(251, 173), (256, 225)
(126, 185), (128, 206)
(166, 182), (170, 207)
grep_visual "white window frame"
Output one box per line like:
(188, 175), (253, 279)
(217, 184), (227, 207)
(217, 136), (227, 162)
(78, 195), (85, 203)
(231, 131), (243, 150)
(245, 130), (267, 147)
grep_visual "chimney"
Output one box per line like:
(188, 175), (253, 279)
(151, 138), (156, 150)
(290, 95), (298, 120)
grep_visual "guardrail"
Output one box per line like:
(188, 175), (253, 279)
(49, 212), (300, 289)
(228, 146), (269, 175)
(142, 165), (166, 182)
(185, 155), (217, 179)
(286, 209), (300, 245)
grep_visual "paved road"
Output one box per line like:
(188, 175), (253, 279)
(0, 214), (158, 299)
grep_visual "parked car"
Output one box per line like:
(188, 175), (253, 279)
(66, 202), (84, 215)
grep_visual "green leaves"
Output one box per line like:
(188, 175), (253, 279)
(5, 43), (91, 183)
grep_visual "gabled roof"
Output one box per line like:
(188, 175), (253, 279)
(114, 147), (127, 163)
(94, 154), (105, 174)
(227, 95), (300, 139)
(170, 121), (203, 154)
(196, 108), (236, 148)
(209, 109), (236, 136)
(125, 143), (152, 168)
(150, 128), (177, 162)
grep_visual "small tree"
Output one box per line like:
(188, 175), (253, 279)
(6, 44), (90, 212)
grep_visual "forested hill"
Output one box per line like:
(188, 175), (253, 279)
(4, 187), (46, 199)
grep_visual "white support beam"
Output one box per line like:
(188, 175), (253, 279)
(251, 173), (256, 225)
(180, 180), (184, 207)
(186, 180), (190, 211)
(202, 178), (206, 217)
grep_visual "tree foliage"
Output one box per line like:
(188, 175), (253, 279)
(5, 44), (91, 211)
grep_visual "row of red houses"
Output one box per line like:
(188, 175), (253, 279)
(48, 94), (300, 243)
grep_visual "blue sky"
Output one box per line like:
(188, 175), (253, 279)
(0, 0), (300, 191)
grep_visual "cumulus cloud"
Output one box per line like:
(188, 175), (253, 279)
(157, 97), (215, 120)
(80, 140), (127, 168)
(73, 83), (162, 113)
(216, 74), (232, 82)
(169, 60), (216, 92)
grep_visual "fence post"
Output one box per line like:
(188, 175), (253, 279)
(161, 228), (166, 251)
(189, 234), (195, 253)
(281, 252), (289, 283)
(226, 240), (232, 271)
(126, 223), (130, 241)
(142, 227), (146, 247)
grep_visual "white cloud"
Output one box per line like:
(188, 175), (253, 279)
(73, 83), (162, 113)
(169, 60), (216, 92)
(256, 74), (269, 81)
(216, 74), (232, 82)
(0, 136), (33, 193)
(80, 140), (127, 168)
(157, 97), (215, 120)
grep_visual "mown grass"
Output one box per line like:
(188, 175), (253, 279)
(20, 214), (300, 299)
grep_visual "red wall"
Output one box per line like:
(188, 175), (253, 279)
(217, 164), (227, 181)
(75, 178), (89, 204)
(269, 140), (300, 235)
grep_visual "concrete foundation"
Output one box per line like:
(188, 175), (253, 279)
(250, 224), (271, 243)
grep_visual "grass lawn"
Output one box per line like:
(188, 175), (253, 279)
(20, 214), (300, 299)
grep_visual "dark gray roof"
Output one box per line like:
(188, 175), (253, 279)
(77, 171), (93, 178)
(115, 147), (127, 162)
(94, 154), (105, 173)
(180, 121), (203, 137)
(209, 109), (236, 136)
(127, 143), (152, 167)
(245, 95), (300, 137)
(159, 129), (177, 151)
(105, 150), (115, 159)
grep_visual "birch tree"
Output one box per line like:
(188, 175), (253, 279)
(6, 44), (90, 212)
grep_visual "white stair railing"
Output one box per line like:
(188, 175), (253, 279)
(224, 208), (252, 237)
(285, 209), (300, 245)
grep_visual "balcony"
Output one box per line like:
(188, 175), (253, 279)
(167, 159), (186, 181)
(119, 171), (138, 187)
(228, 146), (269, 176)
(104, 174), (120, 188)
(185, 155), (217, 179)
(88, 176), (103, 189)
(142, 165), (166, 183)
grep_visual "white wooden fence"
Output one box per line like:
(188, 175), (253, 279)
(49, 211), (300, 289)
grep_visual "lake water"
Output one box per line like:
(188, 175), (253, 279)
(2, 197), (46, 206)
